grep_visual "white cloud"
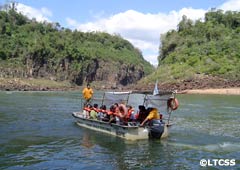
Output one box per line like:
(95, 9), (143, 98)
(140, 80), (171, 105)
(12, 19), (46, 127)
(219, 0), (240, 11)
(66, 17), (79, 28)
(68, 8), (206, 65)
(16, 3), (52, 22)
(14, 1), (240, 66)
(40, 7), (52, 17)
(66, 0), (240, 65)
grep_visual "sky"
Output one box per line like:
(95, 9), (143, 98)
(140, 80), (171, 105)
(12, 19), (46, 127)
(1, 0), (240, 66)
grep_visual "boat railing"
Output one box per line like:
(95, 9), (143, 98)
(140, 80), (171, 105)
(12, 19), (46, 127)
(73, 112), (139, 128)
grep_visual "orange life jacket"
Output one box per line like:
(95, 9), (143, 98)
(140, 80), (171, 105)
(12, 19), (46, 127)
(106, 110), (114, 115)
(92, 107), (99, 112)
(83, 107), (91, 112)
(126, 108), (134, 119)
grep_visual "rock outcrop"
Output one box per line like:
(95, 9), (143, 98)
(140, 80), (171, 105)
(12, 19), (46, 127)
(0, 58), (145, 89)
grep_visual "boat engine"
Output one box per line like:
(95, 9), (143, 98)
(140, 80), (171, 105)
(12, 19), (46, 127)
(148, 119), (165, 139)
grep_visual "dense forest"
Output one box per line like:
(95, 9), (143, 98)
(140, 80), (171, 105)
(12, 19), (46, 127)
(0, 3), (153, 89)
(143, 9), (240, 85)
(1, 3), (240, 91)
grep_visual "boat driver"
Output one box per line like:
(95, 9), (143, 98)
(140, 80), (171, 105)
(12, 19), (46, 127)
(140, 107), (160, 126)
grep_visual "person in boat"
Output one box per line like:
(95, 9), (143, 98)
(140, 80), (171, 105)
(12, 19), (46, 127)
(140, 107), (160, 126)
(97, 105), (107, 120)
(108, 105), (116, 123)
(83, 103), (91, 118)
(89, 103), (98, 120)
(82, 83), (94, 106)
(114, 103), (128, 124)
(126, 105), (135, 122)
(136, 105), (148, 124)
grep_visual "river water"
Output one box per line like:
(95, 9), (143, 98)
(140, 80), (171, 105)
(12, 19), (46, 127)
(0, 91), (239, 170)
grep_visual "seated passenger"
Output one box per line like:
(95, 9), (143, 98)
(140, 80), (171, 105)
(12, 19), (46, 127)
(108, 105), (116, 123)
(83, 104), (91, 118)
(114, 103), (128, 124)
(140, 107), (160, 126)
(90, 103), (98, 120)
(136, 105), (148, 124)
(126, 105), (134, 122)
(97, 105), (107, 120)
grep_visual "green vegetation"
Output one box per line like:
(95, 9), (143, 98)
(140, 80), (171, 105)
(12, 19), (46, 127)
(1, 3), (239, 88)
(153, 9), (240, 83)
(0, 3), (153, 86)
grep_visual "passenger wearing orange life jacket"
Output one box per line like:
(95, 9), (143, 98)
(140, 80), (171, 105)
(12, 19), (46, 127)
(108, 105), (117, 123)
(83, 104), (91, 118)
(83, 104), (92, 112)
(136, 105), (148, 124)
(126, 105), (134, 122)
(113, 103), (128, 124)
(97, 105), (107, 120)
(90, 103), (98, 120)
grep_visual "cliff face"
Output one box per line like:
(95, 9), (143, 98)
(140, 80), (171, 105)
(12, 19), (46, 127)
(70, 59), (145, 87)
(90, 60), (144, 87)
(0, 8), (152, 89)
(0, 58), (145, 88)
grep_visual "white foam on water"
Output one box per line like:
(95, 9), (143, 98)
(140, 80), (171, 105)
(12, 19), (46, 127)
(218, 142), (240, 151)
(171, 115), (240, 139)
(168, 142), (240, 153)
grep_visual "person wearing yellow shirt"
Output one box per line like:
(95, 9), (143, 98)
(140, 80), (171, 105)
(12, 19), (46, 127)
(82, 84), (94, 106)
(140, 107), (160, 126)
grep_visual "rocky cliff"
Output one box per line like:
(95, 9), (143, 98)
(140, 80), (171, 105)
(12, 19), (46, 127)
(0, 58), (145, 89)
(0, 8), (152, 90)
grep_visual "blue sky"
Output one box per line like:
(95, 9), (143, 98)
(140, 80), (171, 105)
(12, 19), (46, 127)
(1, 0), (240, 65)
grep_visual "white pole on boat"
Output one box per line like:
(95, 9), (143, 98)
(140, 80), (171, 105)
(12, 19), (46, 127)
(101, 92), (105, 106)
(143, 94), (147, 106)
(126, 92), (131, 105)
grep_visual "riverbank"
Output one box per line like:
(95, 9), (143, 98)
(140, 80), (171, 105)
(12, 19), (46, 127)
(1, 77), (240, 95)
(179, 88), (240, 95)
(0, 78), (79, 91)
(133, 74), (240, 95)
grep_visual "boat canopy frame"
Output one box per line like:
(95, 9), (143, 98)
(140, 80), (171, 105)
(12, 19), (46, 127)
(81, 90), (176, 116)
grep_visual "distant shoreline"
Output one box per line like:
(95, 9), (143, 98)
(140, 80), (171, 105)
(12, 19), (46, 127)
(178, 88), (240, 95)
(1, 87), (240, 95)
(1, 78), (240, 95)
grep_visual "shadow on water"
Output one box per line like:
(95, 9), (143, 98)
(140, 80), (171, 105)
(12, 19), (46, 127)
(75, 127), (178, 170)
(77, 125), (240, 170)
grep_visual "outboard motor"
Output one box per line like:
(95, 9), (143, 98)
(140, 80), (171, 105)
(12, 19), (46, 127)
(148, 119), (165, 139)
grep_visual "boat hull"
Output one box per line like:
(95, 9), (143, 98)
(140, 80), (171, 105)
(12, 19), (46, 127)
(72, 112), (168, 140)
